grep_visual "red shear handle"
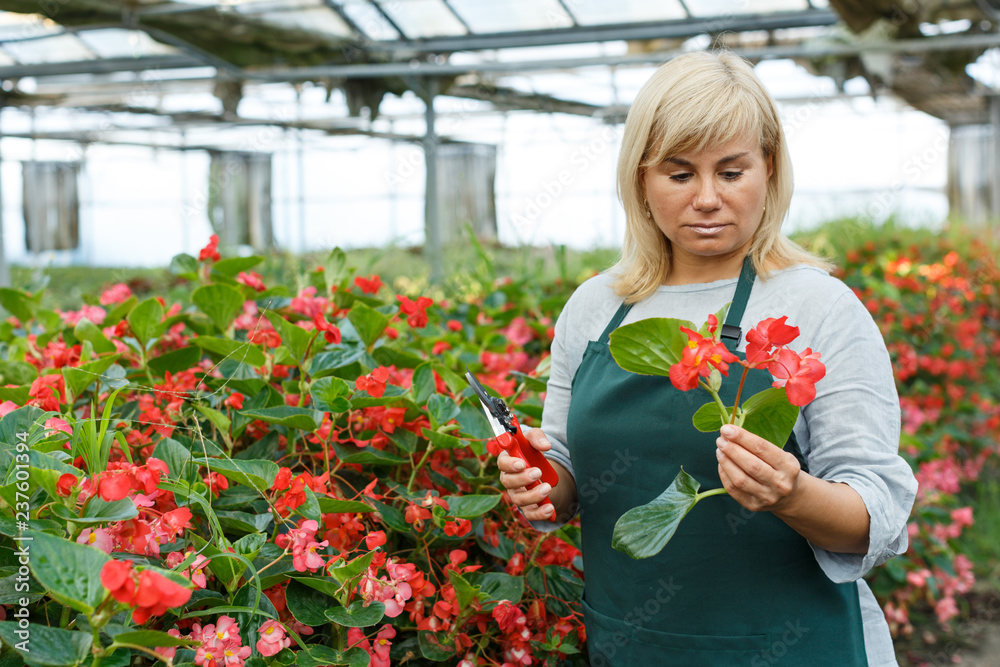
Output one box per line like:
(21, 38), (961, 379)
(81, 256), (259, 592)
(496, 425), (558, 507)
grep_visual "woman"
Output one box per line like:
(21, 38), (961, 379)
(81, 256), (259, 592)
(497, 51), (917, 666)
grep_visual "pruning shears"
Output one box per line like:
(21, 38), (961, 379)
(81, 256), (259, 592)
(465, 369), (558, 506)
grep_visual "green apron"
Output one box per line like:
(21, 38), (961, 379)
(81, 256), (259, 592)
(566, 260), (869, 666)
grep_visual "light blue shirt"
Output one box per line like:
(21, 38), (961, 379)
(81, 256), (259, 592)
(530, 265), (917, 667)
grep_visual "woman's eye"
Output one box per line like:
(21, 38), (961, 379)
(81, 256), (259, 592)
(722, 171), (743, 180)
(670, 173), (692, 182)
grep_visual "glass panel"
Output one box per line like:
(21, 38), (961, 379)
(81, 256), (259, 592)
(338, 0), (400, 40)
(568, 0), (687, 25)
(0, 12), (59, 41)
(250, 7), (354, 37)
(686, 0), (810, 17)
(76, 29), (178, 59)
(376, 0), (467, 38)
(3, 34), (96, 63)
(0, 47), (13, 66)
(448, 0), (572, 33)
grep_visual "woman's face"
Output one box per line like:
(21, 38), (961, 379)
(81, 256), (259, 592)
(641, 136), (773, 283)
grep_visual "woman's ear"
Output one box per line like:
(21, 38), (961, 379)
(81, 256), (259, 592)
(766, 154), (774, 181)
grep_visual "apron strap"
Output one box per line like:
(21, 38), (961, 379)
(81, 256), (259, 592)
(598, 302), (633, 344)
(720, 255), (757, 352)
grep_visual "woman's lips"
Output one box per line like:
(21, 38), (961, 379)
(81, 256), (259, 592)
(687, 224), (728, 235)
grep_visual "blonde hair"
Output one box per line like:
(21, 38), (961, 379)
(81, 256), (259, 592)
(612, 50), (832, 303)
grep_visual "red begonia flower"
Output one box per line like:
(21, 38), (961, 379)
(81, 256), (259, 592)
(768, 347), (826, 406)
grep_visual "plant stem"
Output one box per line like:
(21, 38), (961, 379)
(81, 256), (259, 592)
(696, 487), (730, 501)
(729, 366), (751, 425)
(699, 380), (730, 424)
(406, 444), (435, 493)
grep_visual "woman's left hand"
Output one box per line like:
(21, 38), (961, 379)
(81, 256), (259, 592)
(716, 423), (802, 513)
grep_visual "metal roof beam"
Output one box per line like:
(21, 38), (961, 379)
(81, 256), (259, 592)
(0, 55), (202, 78)
(359, 9), (839, 52)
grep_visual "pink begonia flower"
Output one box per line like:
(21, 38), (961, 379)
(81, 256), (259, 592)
(0, 401), (18, 418)
(194, 640), (225, 667)
(222, 644), (251, 666)
(76, 528), (113, 554)
(100, 283), (132, 306)
(255, 620), (291, 656)
(154, 629), (183, 661)
(292, 540), (328, 573)
(44, 416), (72, 436)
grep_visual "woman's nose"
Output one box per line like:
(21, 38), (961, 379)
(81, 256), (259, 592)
(693, 177), (722, 211)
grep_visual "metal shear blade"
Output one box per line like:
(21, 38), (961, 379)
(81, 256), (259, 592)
(464, 370), (509, 438)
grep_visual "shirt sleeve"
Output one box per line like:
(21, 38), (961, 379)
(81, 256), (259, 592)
(525, 293), (580, 533)
(796, 291), (918, 583)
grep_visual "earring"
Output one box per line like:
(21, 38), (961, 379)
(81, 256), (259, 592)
(763, 204), (767, 212)
(643, 200), (652, 219)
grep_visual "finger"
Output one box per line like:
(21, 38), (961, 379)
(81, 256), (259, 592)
(496, 451), (526, 473)
(523, 428), (552, 452)
(511, 482), (553, 510)
(716, 448), (770, 499)
(719, 424), (785, 467)
(520, 502), (557, 522)
(716, 434), (776, 484)
(500, 462), (545, 492)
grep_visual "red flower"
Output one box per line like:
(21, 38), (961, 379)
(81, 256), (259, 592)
(28, 375), (65, 412)
(668, 327), (738, 392)
(131, 569), (193, 624)
(446, 320), (463, 332)
(236, 271), (266, 292)
(96, 471), (135, 502)
(768, 347), (826, 406)
(365, 530), (387, 550)
(405, 503), (432, 531)
(443, 518), (472, 537)
(199, 234), (221, 262)
(271, 467), (293, 491)
(744, 316), (800, 366)
(354, 275), (383, 295)
(204, 471), (229, 497)
(224, 392), (244, 410)
(397, 295), (433, 329)
(101, 560), (136, 604)
(248, 329), (281, 348)
(56, 473), (77, 497)
(356, 367), (389, 398)
(312, 313), (342, 344)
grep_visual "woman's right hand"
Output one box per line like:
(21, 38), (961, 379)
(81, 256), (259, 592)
(497, 429), (561, 522)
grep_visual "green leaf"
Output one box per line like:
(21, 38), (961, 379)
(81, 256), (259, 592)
(169, 253), (200, 280)
(310, 376), (351, 413)
(111, 630), (199, 648)
(191, 337), (267, 368)
(464, 572), (523, 610)
(447, 570), (481, 611)
(326, 551), (377, 587)
(740, 388), (800, 449)
(192, 284), (245, 332)
(287, 576), (343, 599)
(148, 346), (202, 377)
(296, 645), (369, 667)
(62, 354), (122, 399)
(284, 580), (337, 626)
(213, 256), (264, 277)
(421, 428), (465, 450)
(324, 600), (385, 627)
(50, 497), (138, 525)
(298, 487), (322, 523)
(127, 298), (165, 346)
(316, 498), (374, 515)
(443, 494), (501, 518)
(0, 622), (92, 666)
(194, 404), (232, 436)
(263, 312), (312, 365)
(25, 530), (109, 614)
(347, 302), (389, 348)
(608, 317), (696, 377)
(0, 360), (37, 386)
(152, 438), (195, 482)
(611, 468), (705, 559)
(199, 458), (278, 492)
(692, 402), (726, 433)
(330, 441), (407, 466)
(411, 363), (435, 404)
(310, 344), (369, 378)
(427, 394), (460, 427)
(0, 288), (34, 323)
(418, 631), (454, 662)
(239, 406), (323, 432)
(73, 318), (116, 355)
